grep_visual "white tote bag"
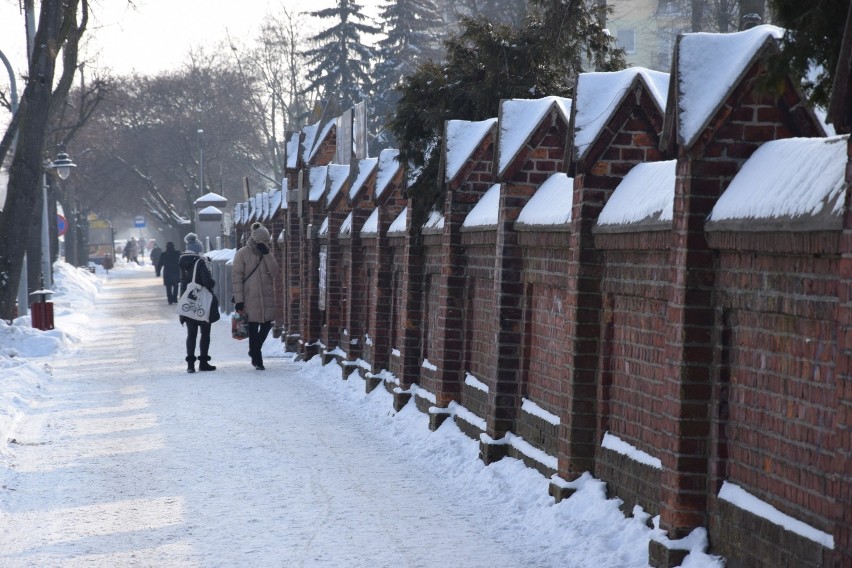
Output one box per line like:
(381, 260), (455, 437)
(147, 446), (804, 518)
(176, 258), (213, 322)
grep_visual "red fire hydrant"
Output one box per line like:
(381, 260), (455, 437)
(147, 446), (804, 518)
(30, 288), (55, 331)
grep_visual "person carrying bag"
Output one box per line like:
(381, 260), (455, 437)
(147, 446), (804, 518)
(178, 233), (220, 373)
(232, 223), (279, 370)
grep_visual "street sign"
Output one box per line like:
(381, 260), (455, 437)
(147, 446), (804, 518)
(56, 214), (67, 236)
(134, 215), (145, 228)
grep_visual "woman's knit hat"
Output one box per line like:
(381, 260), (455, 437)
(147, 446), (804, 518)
(251, 222), (270, 243)
(184, 232), (204, 254)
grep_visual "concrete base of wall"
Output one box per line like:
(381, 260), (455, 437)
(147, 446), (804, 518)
(648, 541), (689, 568)
(393, 390), (412, 412)
(548, 482), (578, 503)
(479, 439), (508, 465)
(365, 375), (382, 393)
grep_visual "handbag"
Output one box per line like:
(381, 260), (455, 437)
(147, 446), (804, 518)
(231, 310), (249, 340)
(177, 259), (214, 322)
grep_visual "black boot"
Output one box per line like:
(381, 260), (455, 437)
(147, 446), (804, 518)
(186, 356), (196, 373)
(199, 356), (216, 372)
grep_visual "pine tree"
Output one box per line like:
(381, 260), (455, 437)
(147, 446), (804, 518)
(390, 1), (625, 228)
(373, 0), (446, 144)
(769, 0), (851, 108)
(302, 0), (381, 111)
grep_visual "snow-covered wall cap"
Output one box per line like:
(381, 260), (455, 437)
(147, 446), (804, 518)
(318, 216), (329, 236)
(262, 191), (272, 221)
(286, 131), (301, 169)
(300, 121), (320, 163)
(327, 164), (351, 206)
(304, 119), (335, 163)
(516, 173), (573, 227)
(340, 211), (353, 235)
(678, 24), (784, 148)
(247, 195), (258, 222)
(270, 189), (283, 216)
(389, 206), (408, 234)
(596, 160), (676, 229)
(375, 149), (401, 201)
(423, 210), (444, 232)
(445, 118), (497, 182)
(308, 166), (329, 203)
(199, 205), (222, 216)
(708, 135), (849, 229)
(195, 192), (228, 206)
(574, 68), (669, 160)
(462, 183), (501, 228)
(498, 96), (572, 175)
(350, 157), (379, 200)
(360, 208), (379, 236)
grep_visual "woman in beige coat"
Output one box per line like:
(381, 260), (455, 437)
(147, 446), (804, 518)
(232, 222), (279, 370)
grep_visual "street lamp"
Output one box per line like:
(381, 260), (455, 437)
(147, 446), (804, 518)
(41, 145), (76, 289)
(198, 128), (204, 198)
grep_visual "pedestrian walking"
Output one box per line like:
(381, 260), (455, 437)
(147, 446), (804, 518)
(232, 222), (279, 371)
(150, 243), (163, 276)
(179, 233), (219, 373)
(157, 242), (181, 304)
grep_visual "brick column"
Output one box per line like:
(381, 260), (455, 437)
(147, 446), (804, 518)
(284, 182), (302, 353)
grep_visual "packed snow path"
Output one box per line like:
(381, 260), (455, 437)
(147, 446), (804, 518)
(1, 269), (659, 567)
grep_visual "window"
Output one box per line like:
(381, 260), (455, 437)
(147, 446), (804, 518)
(617, 28), (636, 53)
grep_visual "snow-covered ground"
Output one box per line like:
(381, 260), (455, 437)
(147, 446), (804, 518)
(0, 260), (723, 567)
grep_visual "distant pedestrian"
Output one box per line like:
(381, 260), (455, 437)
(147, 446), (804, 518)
(123, 237), (139, 263)
(179, 233), (218, 373)
(150, 243), (163, 276)
(157, 242), (180, 304)
(232, 222), (278, 371)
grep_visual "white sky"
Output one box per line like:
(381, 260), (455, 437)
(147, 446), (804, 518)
(0, 0), (379, 81)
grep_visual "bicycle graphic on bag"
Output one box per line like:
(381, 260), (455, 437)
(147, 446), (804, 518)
(180, 290), (207, 318)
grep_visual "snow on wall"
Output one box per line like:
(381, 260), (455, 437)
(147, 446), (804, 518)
(678, 24), (784, 147)
(375, 149), (401, 201)
(709, 135), (849, 221)
(498, 96), (572, 175)
(445, 118), (497, 182)
(286, 131), (301, 168)
(516, 173), (573, 226)
(318, 216), (329, 236)
(719, 482), (835, 549)
(339, 211), (353, 235)
(596, 160), (676, 226)
(305, 119), (335, 163)
(388, 206), (407, 234)
(300, 121), (320, 164)
(308, 166), (328, 203)
(360, 208), (379, 236)
(423, 210), (444, 231)
(326, 164), (351, 207)
(574, 68), (669, 159)
(350, 158), (379, 200)
(462, 183), (501, 228)
(601, 432), (662, 470)
(521, 398), (560, 425)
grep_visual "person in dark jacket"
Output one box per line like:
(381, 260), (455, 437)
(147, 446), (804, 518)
(156, 242), (181, 304)
(179, 233), (218, 373)
(150, 243), (163, 276)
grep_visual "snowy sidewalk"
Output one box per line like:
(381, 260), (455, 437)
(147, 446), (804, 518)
(0, 267), (675, 567)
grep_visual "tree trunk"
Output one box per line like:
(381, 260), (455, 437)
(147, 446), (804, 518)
(692, 0), (704, 32)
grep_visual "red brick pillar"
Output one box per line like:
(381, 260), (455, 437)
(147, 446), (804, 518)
(284, 180), (303, 353)
(395, 207), (425, 409)
(832, 136), (852, 567)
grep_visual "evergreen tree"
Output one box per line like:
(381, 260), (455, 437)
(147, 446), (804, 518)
(391, 1), (625, 228)
(769, 0), (851, 108)
(373, 0), (446, 145)
(302, 0), (381, 111)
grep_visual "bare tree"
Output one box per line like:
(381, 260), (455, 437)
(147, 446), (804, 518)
(0, 0), (88, 320)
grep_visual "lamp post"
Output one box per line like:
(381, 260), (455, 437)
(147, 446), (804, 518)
(41, 146), (76, 289)
(198, 128), (204, 198)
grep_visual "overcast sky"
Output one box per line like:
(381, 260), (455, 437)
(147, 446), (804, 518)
(0, 0), (380, 80)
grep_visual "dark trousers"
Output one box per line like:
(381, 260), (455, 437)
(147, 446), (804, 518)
(166, 283), (178, 303)
(248, 321), (272, 363)
(185, 319), (212, 359)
